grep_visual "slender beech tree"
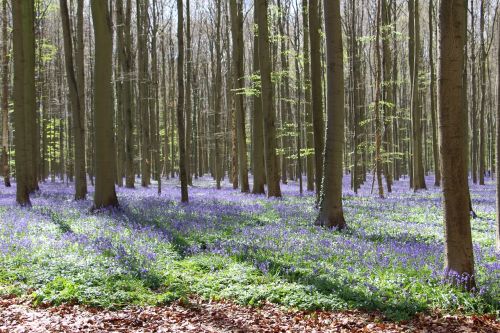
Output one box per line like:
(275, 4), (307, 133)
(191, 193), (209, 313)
(496, 11), (500, 251)
(229, 0), (249, 193)
(252, 7), (265, 195)
(137, 0), (151, 187)
(177, 0), (189, 203)
(302, 0), (314, 192)
(256, 0), (281, 198)
(409, 0), (426, 190)
(374, 0), (384, 198)
(60, 0), (87, 200)
(479, 0), (486, 185)
(118, 0), (135, 188)
(316, 0), (345, 229)
(1, 0), (10, 187)
(186, 0), (193, 186)
(12, 0), (31, 206)
(309, 0), (324, 198)
(438, 0), (475, 289)
(91, 0), (118, 209)
(429, 0), (440, 186)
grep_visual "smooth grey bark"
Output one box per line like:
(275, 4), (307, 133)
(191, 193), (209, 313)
(91, 0), (118, 209)
(177, 0), (189, 202)
(316, 0), (345, 229)
(60, 0), (87, 200)
(256, 0), (281, 198)
(438, 0), (475, 289)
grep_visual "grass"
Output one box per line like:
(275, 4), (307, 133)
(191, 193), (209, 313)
(0, 175), (499, 321)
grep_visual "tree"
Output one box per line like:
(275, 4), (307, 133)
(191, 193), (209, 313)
(409, 0), (426, 191)
(374, 0), (384, 198)
(309, 0), (324, 198)
(256, 0), (281, 198)
(60, 0), (87, 200)
(177, 0), (189, 203)
(1, 0), (10, 187)
(438, 0), (475, 289)
(315, 0), (345, 229)
(117, 0), (135, 189)
(229, 0), (249, 193)
(137, 0), (151, 187)
(429, 0), (440, 187)
(12, 0), (32, 206)
(302, 0), (314, 192)
(496, 9), (500, 251)
(251, 6), (265, 195)
(91, 0), (118, 209)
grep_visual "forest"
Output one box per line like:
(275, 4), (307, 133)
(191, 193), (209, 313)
(0, 0), (500, 331)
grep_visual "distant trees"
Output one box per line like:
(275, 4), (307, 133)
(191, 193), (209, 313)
(316, 0), (345, 229)
(438, 0), (475, 288)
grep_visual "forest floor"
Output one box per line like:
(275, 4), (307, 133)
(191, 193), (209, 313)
(0, 175), (499, 331)
(2, 295), (500, 332)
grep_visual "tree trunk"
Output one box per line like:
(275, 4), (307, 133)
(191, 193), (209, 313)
(479, 0), (486, 185)
(374, 0), (384, 198)
(60, 0), (87, 200)
(177, 0), (189, 203)
(438, 0), (475, 289)
(302, 0), (314, 192)
(496, 6), (500, 251)
(1, 0), (10, 187)
(409, 0), (426, 190)
(256, 0), (281, 198)
(316, 0), (345, 229)
(229, 0), (249, 193)
(137, 0), (150, 187)
(185, 0), (193, 186)
(309, 0), (324, 199)
(252, 7), (266, 195)
(12, 0), (31, 206)
(429, 0), (440, 186)
(91, 0), (118, 209)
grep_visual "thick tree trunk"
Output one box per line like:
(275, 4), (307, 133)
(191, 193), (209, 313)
(256, 0), (281, 198)
(91, 0), (118, 209)
(12, 0), (31, 206)
(438, 0), (475, 289)
(316, 0), (345, 229)
(60, 0), (87, 200)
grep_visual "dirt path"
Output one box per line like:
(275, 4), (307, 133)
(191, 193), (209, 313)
(1, 296), (498, 332)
